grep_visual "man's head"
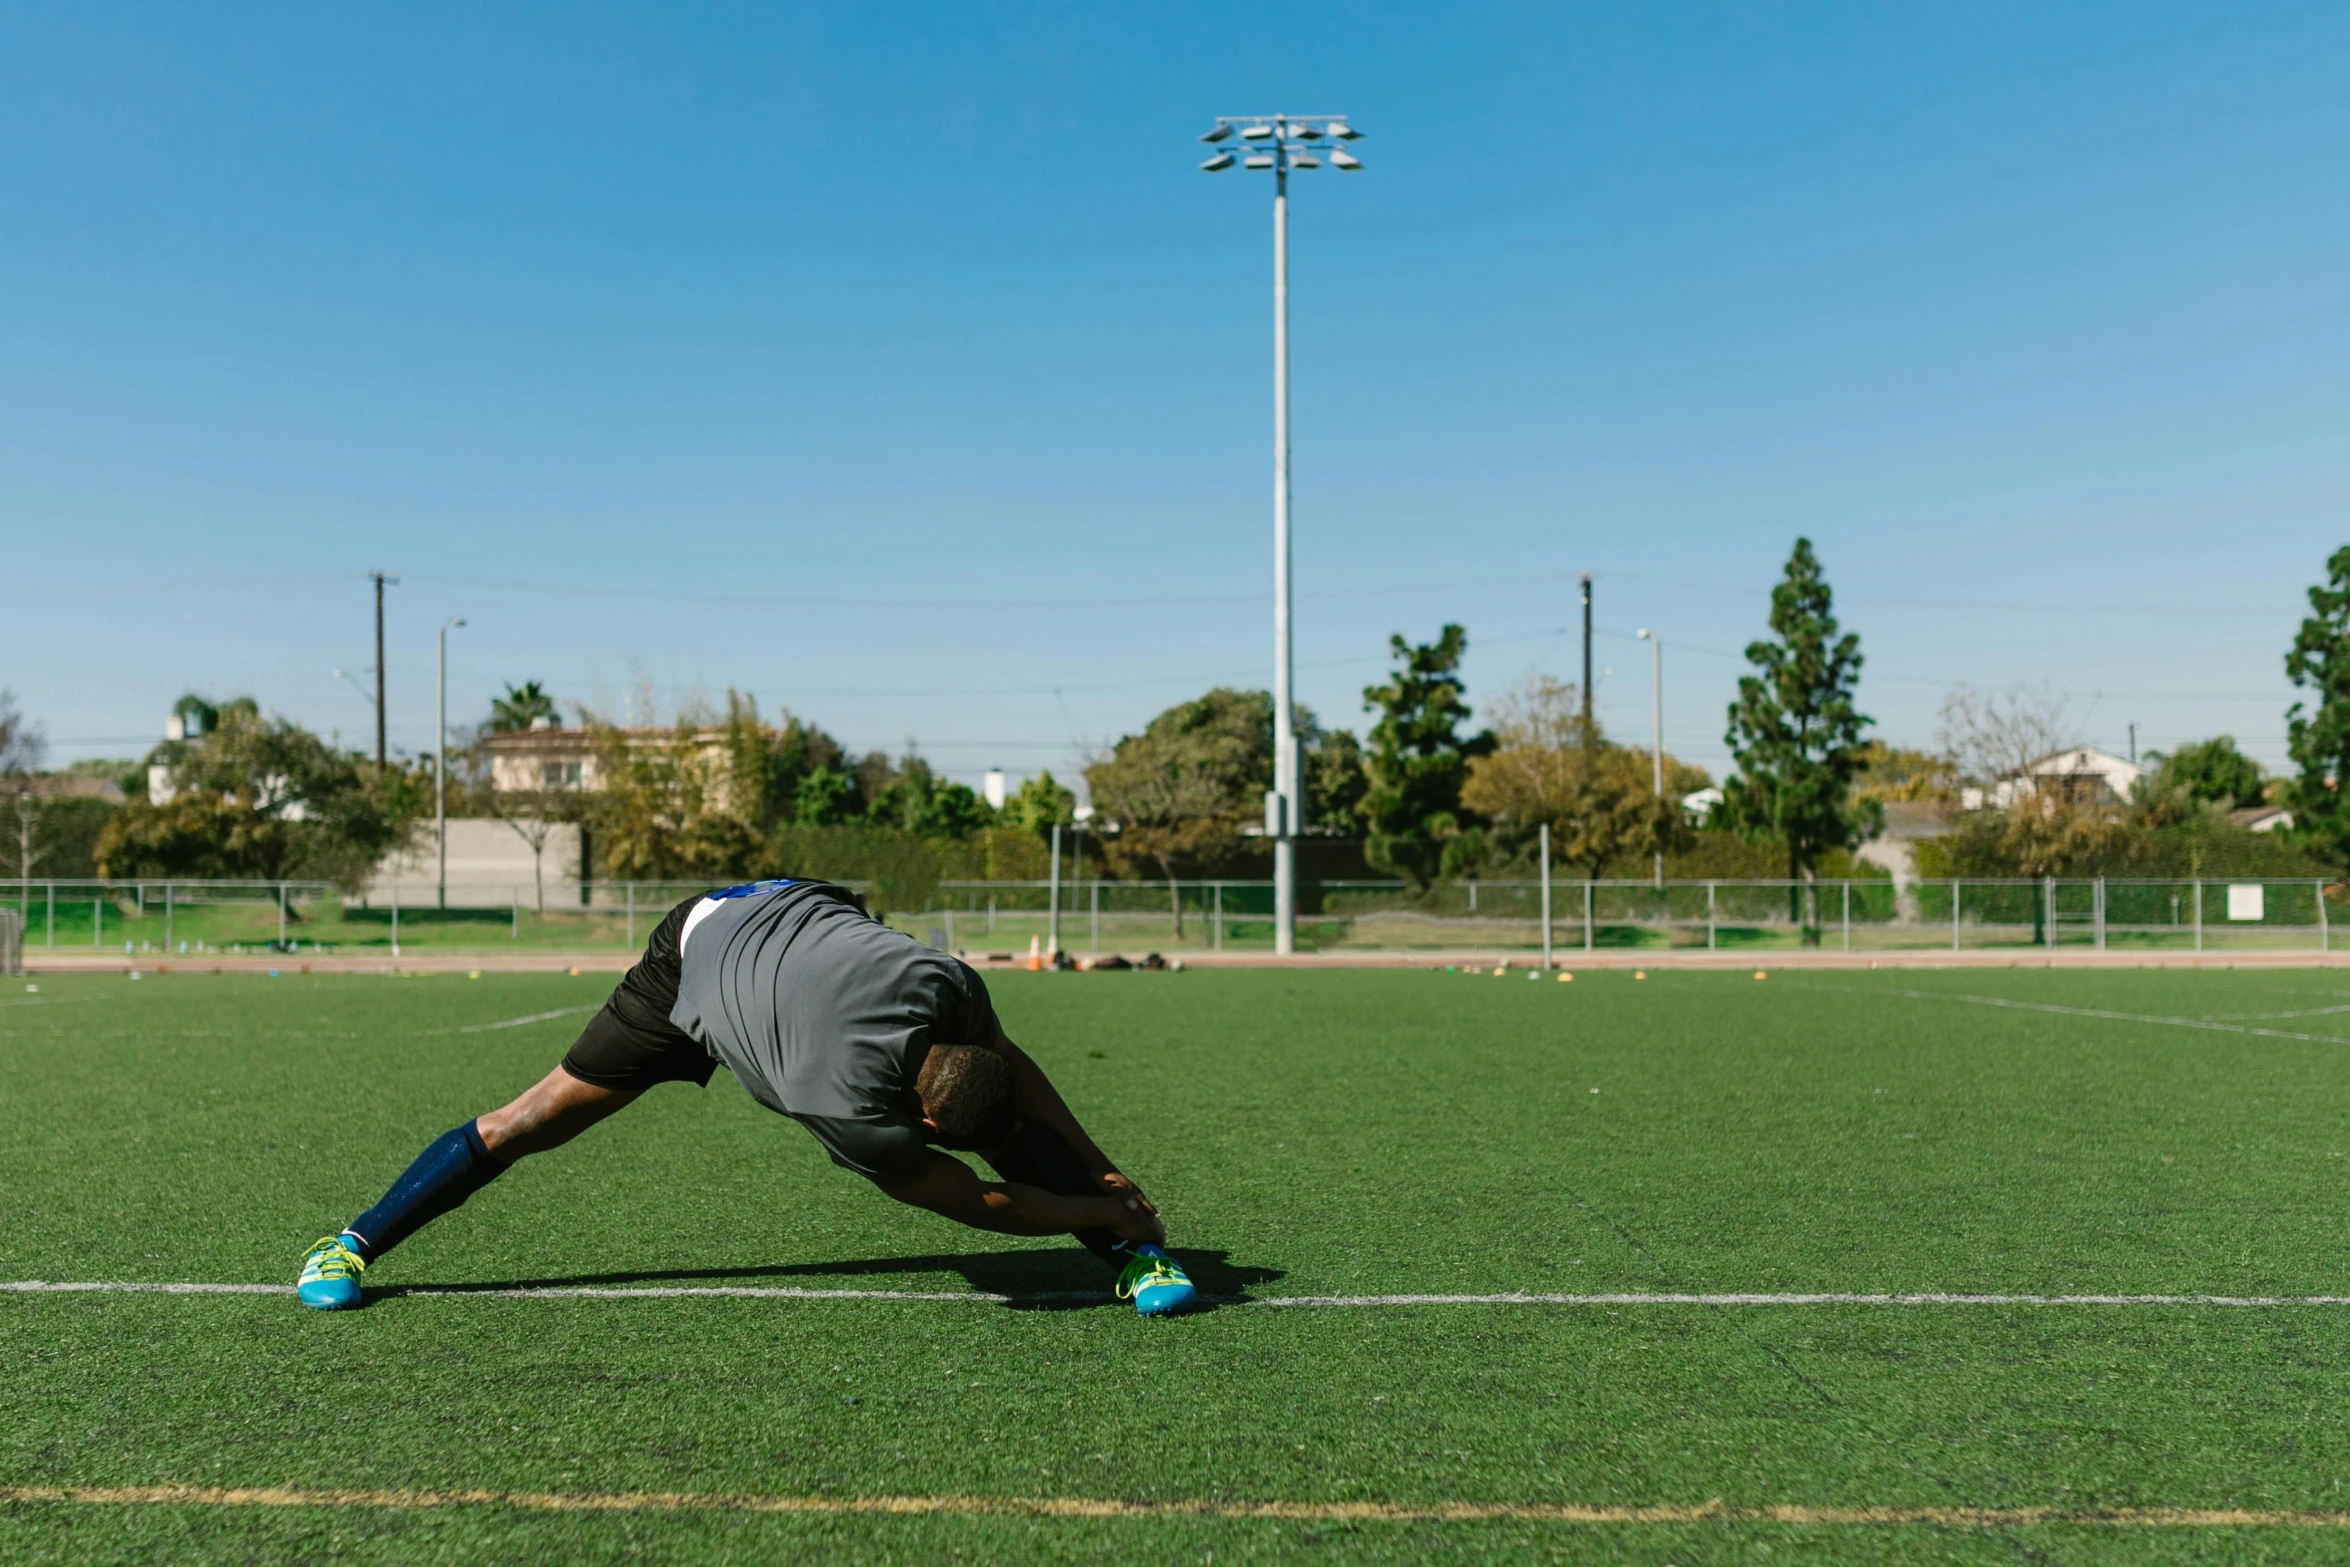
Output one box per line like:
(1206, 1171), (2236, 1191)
(915, 1043), (1015, 1151)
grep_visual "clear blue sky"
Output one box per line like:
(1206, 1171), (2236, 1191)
(5, 3), (2345, 788)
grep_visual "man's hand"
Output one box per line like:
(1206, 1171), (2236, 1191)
(1097, 1171), (1165, 1245)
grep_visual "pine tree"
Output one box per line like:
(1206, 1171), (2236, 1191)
(2286, 545), (2350, 873)
(1723, 539), (1877, 941)
(1360, 625), (1493, 889)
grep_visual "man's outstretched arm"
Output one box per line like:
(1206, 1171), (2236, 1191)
(881, 1151), (1165, 1246)
(989, 1027), (1143, 1187)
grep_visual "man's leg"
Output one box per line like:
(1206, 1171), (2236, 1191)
(297, 1067), (636, 1308)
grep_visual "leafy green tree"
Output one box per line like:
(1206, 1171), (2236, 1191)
(1306, 729), (1369, 832)
(863, 757), (990, 839)
(1850, 742), (1955, 804)
(1723, 540), (1877, 940)
(1004, 770), (1077, 836)
(1460, 675), (1696, 878)
(97, 697), (424, 888)
(793, 767), (857, 826)
(2288, 545), (2350, 873)
(1359, 625), (1493, 889)
(2133, 736), (2264, 827)
(486, 681), (561, 733)
(1085, 687), (1274, 930)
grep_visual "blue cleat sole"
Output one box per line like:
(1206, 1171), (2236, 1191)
(1132, 1278), (1197, 1317)
(296, 1277), (361, 1310)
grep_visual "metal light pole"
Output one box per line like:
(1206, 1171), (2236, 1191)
(436, 616), (467, 908)
(1637, 629), (1663, 887)
(1200, 112), (1362, 956)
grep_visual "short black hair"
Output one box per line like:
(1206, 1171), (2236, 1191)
(915, 1044), (1015, 1151)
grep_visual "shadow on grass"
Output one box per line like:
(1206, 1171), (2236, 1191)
(380, 1247), (1283, 1313)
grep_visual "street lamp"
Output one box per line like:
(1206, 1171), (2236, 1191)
(436, 616), (467, 909)
(1636, 629), (1663, 888)
(1200, 112), (1362, 956)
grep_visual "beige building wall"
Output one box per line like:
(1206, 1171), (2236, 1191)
(364, 819), (584, 905)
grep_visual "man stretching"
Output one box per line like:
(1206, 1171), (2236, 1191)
(296, 879), (1196, 1316)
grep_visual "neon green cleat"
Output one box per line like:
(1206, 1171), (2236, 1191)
(296, 1234), (367, 1310)
(1114, 1244), (1196, 1317)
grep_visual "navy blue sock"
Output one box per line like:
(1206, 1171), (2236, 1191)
(344, 1121), (506, 1263)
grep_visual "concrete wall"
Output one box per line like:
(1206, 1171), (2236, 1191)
(364, 818), (582, 905)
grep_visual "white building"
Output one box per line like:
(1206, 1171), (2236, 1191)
(1961, 747), (2143, 811)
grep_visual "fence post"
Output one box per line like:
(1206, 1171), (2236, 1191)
(165, 882), (174, 953)
(278, 883), (287, 950)
(1539, 824), (1553, 970)
(1952, 880), (1961, 951)
(1213, 882), (1222, 953)
(94, 890), (102, 947)
(46, 881), (54, 947)
(1048, 826), (1063, 958)
(1842, 880), (1851, 952)
(1583, 880), (1594, 953)
(2193, 879), (2202, 952)
(625, 883), (635, 949)
(2043, 876), (2055, 952)
(2095, 877), (2106, 951)
(512, 889), (520, 940)
(2321, 879), (2330, 955)
(1092, 881), (1102, 952)
(391, 880), (401, 958)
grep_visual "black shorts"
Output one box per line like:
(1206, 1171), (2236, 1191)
(559, 895), (719, 1091)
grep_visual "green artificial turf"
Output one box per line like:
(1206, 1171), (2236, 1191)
(9, 966), (2350, 1563)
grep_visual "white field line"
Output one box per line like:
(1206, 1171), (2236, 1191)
(1881, 988), (2350, 1046)
(12, 1484), (2350, 1526)
(17, 1484), (2350, 1526)
(451, 1005), (601, 1035)
(12, 1280), (2350, 1308)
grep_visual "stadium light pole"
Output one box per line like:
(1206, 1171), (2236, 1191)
(1636, 629), (1662, 888)
(436, 616), (466, 909)
(1199, 112), (1361, 956)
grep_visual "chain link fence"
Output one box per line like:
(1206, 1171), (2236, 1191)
(2, 875), (2336, 957)
(908, 876), (2343, 956)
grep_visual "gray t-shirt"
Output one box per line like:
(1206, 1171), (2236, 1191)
(669, 881), (998, 1187)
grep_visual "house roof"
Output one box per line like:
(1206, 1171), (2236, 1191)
(2016, 746), (2143, 784)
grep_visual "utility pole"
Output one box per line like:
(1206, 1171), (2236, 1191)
(369, 571), (398, 770)
(2128, 722), (2137, 767)
(1579, 574), (1594, 739)
(437, 616), (467, 909)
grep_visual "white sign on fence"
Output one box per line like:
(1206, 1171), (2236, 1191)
(2227, 884), (2265, 922)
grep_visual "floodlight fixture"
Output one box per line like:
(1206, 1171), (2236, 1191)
(1194, 112), (1360, 957)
